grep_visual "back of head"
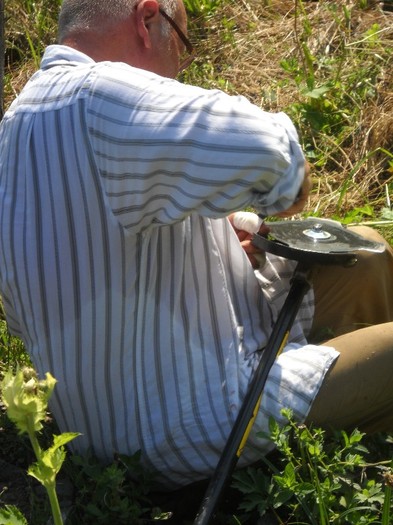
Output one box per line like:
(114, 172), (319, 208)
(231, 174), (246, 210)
(58, 0), (136, 42)
(58, 0), (178, 43)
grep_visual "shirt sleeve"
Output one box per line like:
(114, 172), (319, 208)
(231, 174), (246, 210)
(87, 66), (305, 233)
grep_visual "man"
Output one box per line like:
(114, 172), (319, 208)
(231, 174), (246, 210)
(0, 0), (393, 489)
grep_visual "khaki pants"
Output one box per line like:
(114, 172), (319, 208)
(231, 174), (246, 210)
(306, 226), (393, 434)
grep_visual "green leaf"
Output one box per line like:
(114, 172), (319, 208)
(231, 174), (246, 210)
(307, 442), (323, 457)
(238, 493), (266, 512)
(272, 488), (294, 507)
(303, 85), (331, 99)
(28, 432), (80, 485)
(297, 482), (316, 495)
(51, 432), (81, 451)
(283, 463), (296, 486)
(355, 480), (385, 505)
(381, 207), (393, 220)
(0, 506), (28, 525)
(28, 460), (56, 485)
(274, 463), (297, 490)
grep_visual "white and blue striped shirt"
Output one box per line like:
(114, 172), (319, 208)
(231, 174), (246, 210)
(0, 46), (337, 487)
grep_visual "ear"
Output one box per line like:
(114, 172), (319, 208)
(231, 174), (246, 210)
(134, 0), (160, 50)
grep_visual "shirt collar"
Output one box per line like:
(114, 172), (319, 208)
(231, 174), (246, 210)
(40, 45), (96, 70)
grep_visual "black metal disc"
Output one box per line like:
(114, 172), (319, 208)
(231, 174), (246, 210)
(252, 218), (385, 266)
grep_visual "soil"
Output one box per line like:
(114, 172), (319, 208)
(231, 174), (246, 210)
(0, 459), (32, 517)
(0, 409), (46, 522)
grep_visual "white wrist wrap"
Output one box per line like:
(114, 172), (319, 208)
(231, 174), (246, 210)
(232, 211), (263, 234)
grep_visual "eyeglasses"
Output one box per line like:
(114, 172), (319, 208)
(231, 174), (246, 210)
(159, 7), (195, 72)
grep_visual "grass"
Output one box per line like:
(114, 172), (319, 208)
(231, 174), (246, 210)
(183, 0), (393, 224)
(2, 0), (393, 225)
(1, 0), (393, 523)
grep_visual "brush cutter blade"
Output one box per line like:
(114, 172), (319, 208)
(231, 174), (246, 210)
(252, 218), (385, 266)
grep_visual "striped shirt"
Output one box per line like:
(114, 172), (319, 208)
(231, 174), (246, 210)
(0, 45), (338, 487)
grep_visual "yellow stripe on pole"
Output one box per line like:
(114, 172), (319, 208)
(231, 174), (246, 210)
(236, 330), (290, 458)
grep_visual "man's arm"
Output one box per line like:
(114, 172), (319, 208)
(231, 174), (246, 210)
(275, 161), (312, 218)
(228, 162), (312, 267)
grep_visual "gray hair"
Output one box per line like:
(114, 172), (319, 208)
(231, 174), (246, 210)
(58, 0), (178, 42)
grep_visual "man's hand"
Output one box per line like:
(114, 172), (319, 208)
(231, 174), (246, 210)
(276, 161), (312, 218)
(228, 212), (270, 269)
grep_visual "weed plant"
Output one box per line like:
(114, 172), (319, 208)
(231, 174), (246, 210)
(233, 409), (393, 524)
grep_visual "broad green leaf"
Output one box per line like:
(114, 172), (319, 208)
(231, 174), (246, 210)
(303, 85), (331, 99)
(0, 505), (28, 525)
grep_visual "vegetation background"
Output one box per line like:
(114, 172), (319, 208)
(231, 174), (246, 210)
(2, 0), (393, 223)
(0, 0), (393, 524)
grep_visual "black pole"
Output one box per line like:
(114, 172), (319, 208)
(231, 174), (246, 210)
(0, 0), (4, 121)
(193, 262), (312, 525)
